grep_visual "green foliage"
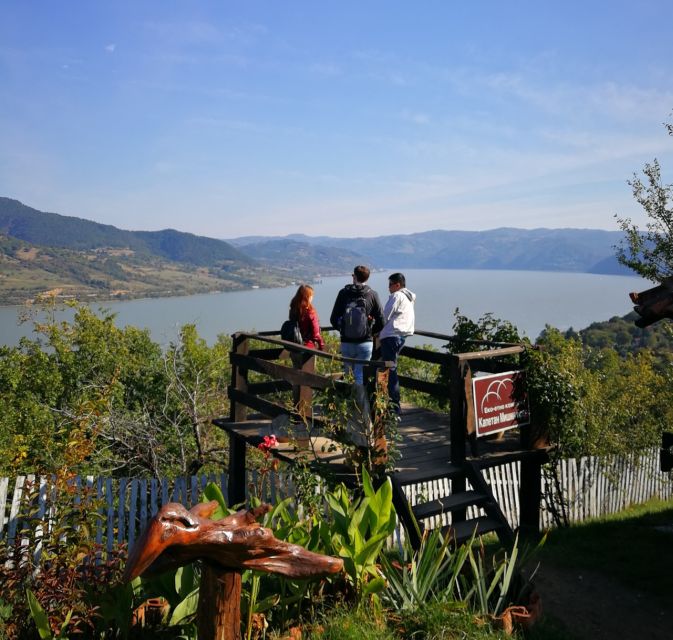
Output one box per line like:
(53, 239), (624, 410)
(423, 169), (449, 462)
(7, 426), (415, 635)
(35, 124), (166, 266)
(447, 309), (522, 355)
(525, 325), (670, 458)
(316, 378), (401, 480)
(324, 468), (397, 602)
(397, 343), (444, 412)
(380, 529), (470, 611)
(305, 604), (397, 640)
(616, 121), (673, 281)
(574, 311), (673, 365)
(0, 477), (127, 640)
(25, 590), (76, 640)
(0, 301), (232, 477)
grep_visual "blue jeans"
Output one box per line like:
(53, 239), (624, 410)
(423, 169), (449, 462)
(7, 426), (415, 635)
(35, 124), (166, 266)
(380, 336), (406, 414)
(340, 341), (374, 385)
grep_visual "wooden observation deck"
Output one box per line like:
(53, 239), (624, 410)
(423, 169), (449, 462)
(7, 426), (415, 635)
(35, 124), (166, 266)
(213, 328), (549, 548)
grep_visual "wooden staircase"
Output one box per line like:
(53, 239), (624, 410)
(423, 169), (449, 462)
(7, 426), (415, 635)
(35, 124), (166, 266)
(390, 460), (515, 550)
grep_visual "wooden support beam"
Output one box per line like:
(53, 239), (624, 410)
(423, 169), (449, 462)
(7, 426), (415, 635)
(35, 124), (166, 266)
(228, 433), (247, 507)
(197, 566), (242, 640)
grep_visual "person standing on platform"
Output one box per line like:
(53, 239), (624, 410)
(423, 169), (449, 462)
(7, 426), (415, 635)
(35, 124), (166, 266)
(330, 265), (384, 385)
(289, 284), (325, 350)
(379, 272), (416, 416)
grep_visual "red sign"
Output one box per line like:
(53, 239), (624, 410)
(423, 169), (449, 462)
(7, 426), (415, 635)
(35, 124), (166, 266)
(472, 370), (530, 437)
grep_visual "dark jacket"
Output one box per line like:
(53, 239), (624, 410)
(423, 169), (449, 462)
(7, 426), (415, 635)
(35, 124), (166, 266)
(330, 284), (384, 343)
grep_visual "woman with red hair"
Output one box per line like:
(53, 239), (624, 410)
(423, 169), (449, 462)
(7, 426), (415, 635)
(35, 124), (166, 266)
(289, 284), (325, 350)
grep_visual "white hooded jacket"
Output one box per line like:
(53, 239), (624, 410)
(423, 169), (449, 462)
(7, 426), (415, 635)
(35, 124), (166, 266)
(379, 288), (416, 339)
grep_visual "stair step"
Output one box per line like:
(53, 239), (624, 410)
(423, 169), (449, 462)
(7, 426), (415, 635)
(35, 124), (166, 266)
(393, 463), (463, 485)
(440, 516), (504, 545)
(412, 490), (489, 520)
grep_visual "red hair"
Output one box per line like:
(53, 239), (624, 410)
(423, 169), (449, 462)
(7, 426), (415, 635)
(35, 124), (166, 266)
(289, 284), (314, 320)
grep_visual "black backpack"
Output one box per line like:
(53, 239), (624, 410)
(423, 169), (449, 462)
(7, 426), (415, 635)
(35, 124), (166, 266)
(341, 290), (369, 340)
(280, 319), (303, 344)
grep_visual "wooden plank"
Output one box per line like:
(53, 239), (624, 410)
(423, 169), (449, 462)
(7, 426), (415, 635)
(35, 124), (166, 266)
(228, 387), (294, 419)
(173, 477), (187, 505)
(6, 475), (26, 548)
(247, 380), (293, 395)
(96, 477), (104, 546)
(511, 462), (521, 529)
(231, 352), (344, 390)
(161, 478), (169, 506)
(399, 345), (450, 365)
(105, 478), (114, 553)
(32, 477), (49, 566)
(139, 478), (148, 533)
(150, 478), (158, 516)
(190, 475), (199, 509)
(397, 376), (446, 396)
(456, 345), (526, 361)
(248, 347), (285, 360)
(229, 433), (247, 507)
(117, 477), (128, 546)
(0, 476), (9, 539)
(128, 479), (138, 548)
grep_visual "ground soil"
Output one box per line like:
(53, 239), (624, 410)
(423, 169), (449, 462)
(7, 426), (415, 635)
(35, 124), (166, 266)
(535, 560), (672, 639)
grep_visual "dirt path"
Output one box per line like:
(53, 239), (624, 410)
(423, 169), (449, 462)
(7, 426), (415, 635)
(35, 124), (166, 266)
(535, 561), (672, 639)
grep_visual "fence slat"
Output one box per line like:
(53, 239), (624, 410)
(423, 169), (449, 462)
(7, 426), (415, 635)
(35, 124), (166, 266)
(105, 478), (114, 553)
(128, 479), (138, 549)
(2, 447), (671, 552)
(0, 476), (9, 539)
(6, 475), (26, 548)
(139, 479), (148, 535)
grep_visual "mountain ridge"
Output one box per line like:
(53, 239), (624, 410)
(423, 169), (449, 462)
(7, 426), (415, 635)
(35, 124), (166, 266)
(0, 196), (632, 304)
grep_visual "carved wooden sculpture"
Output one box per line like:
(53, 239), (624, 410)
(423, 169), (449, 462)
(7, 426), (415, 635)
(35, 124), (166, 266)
(629, 277), (673, 327)
(124, 501), (343, 640)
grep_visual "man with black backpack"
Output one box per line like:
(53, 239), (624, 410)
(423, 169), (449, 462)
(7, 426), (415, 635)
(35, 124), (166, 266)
(330, 265), (384, 385)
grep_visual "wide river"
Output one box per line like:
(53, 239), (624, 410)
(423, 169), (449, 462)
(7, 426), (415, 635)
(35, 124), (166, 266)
(0, 269), (647, 348)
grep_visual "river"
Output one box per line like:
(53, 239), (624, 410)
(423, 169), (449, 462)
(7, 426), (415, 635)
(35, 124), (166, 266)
(0, 269), (647, 347)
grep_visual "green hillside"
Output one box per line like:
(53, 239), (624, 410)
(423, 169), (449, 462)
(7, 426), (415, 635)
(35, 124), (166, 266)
(0, 197), (252, 265)
(0, 198), (315, 304)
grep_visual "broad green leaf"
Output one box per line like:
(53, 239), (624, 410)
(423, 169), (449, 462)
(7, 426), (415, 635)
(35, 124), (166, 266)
(175, 564), (197, 599)
(26, 589), (52, 640)
(362, 576), (386, 596)
(169, 587), (200, 625)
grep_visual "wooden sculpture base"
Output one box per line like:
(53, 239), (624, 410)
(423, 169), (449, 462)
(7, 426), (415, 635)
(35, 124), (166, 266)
(197, 564), (242, 640)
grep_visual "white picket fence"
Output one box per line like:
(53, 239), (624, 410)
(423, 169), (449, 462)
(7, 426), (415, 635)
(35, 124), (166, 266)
(1, 448), (672, 552)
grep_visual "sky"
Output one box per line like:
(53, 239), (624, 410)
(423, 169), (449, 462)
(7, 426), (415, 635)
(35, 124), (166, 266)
(2, 1), (673, 239)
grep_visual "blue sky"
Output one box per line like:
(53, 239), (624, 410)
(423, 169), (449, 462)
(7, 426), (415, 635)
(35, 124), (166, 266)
(2, 1), (673, 238)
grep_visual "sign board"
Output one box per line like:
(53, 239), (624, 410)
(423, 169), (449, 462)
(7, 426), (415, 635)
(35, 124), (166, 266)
(472, 370), (530, 437)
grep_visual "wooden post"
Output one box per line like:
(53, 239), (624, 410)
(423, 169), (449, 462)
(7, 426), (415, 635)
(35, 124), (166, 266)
(519, 423), (542, 536)
(228, 334), (249, 507)
(230, 333), (249, 423)
(519, 458), (542, 536)
(292, 353), (315, 420)
(228, 434), (247, 507)
(449, 355), (467, 524)
(197, 565), (242, 640)
(449, 355), (466, 466)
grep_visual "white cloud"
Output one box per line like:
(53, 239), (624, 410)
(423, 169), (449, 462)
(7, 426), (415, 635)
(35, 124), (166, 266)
(310, 62), (342, 76)
(105, 43), (116, 53)
(400, 110), (430, 125)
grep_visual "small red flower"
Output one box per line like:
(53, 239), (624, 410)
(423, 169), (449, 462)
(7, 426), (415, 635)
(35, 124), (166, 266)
(258, 434), (278, 458)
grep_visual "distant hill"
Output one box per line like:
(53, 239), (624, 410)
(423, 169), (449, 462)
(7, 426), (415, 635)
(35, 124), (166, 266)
(571, 311), (673, 364)
(0, 197), (252, 265)
(237, 238), (368, 275)
(0, 197), (315, 304)
(229, 228), (630, 275)
(0, 196), (634, 305)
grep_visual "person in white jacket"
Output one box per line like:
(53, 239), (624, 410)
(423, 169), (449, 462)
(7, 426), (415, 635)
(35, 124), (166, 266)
(379, 272), (416, 416)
